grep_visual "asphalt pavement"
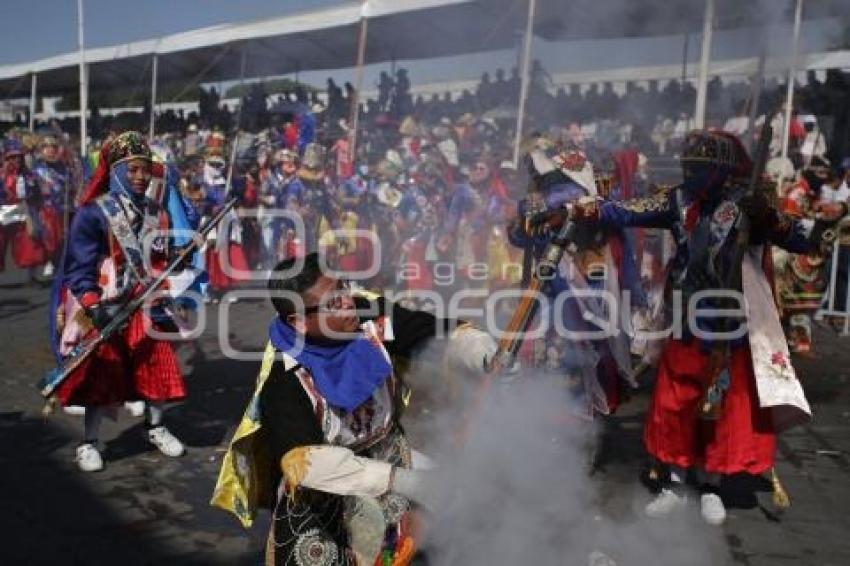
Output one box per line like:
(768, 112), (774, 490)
(1, 265), (849, 566)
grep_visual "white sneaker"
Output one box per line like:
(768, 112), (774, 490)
(124, 401), (145, 418)
(63, 405), (86, 416)
(645, 488), (688, 518)
(42, 261), (55, 278)
(700, 493), (726, 525)
(226, 294), (238, 304)
(147, 426), (186, 457)
(76, 443), (104, 472)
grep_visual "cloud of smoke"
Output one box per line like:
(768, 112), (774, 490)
(402, 345), (727, 566)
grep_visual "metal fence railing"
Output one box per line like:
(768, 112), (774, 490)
(815, 222), (850, 336)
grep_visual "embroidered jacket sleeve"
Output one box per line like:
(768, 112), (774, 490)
(63, 204), (109, 303)
(596, 187), (678, 230)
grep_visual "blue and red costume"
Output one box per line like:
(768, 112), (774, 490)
(50, 133), (184, 407)
(1, 139), (46, 272)
(585, 131), (826, 475)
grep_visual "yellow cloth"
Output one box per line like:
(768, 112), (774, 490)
(210, 343), (278, 528)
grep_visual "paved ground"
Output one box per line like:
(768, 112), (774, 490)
(2, 264), (849, 565)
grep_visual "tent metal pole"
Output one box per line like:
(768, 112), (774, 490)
(747, 49), (767, 152)
(694, 0), (714, 129)
(780, 0), (805, 166)
(349, 6), (369, 160)
(29, 73), (37, 132)
(512, 0), (537, 166)
(149, 53), (158, 140)
(77, 0), (87, 156)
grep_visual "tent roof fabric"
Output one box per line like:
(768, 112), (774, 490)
(0, 0), (489, 98)
(0, 0), (846, 99)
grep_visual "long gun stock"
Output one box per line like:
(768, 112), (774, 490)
(485, 212), (578, 375)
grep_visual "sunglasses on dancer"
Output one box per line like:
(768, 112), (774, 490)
(302, 279), (352, 316)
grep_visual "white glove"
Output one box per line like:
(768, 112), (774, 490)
(445, 325), (498, 374)
(391, 467), (436, 511)
(281, 445), (392, 498)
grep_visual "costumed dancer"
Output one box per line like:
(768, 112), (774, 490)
(50, 131), (187, 472)
(331, 163), (375, 274)
(485, 161), (523, 294)
(435, 159), (495, 297)
(569, 130), (845, 524)
(211, 252), (497, 565)
(397, 157), (448, 295)
(368, 158), (406, 289)
(507, 137), (635, 419)
(201, 132), (248, 304)
(32, 135), (72, 279)
(0, 137), (46, 281)
(595, 150), (654, 371)
(450, 157), (519, 295)
(298, 142), (337, 257)
(773, 156), (843, 354)
(260, 148), (305, 265)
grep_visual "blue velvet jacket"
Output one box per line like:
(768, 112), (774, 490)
(61, 203), (111, 301)
(595, 185), (820, 260)
(595, 184), (827, 344)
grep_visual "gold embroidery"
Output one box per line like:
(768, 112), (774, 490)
(281, 446), (312, 501)
(605, 185), (674, 214)
(611, 191), (670, 214)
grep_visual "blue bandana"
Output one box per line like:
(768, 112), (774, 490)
(109, 162), (146, 208)
(268, 317), (392, 412)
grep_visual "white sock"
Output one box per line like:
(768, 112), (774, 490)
(146, 403), (164, 427)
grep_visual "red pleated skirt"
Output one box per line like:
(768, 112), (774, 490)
(207, 243), (250, 291)
(643, 339), (776, 475)
(56, 309), (185, 407)
(0, 223), (46, 270)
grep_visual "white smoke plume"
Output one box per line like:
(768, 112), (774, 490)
(402, 346), (727, 566)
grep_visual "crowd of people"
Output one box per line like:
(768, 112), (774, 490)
(3, 62), (850, 565)
(4, 61), (850, 163)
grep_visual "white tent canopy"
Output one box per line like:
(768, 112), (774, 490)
(3, 0), (847, 100)
(0, 0), (498, 99)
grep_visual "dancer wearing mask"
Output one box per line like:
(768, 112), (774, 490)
(568, 130), (845, 524)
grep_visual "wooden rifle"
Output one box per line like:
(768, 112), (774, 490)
(453, 207), (578, 444)
(484, 206), (578, 375)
